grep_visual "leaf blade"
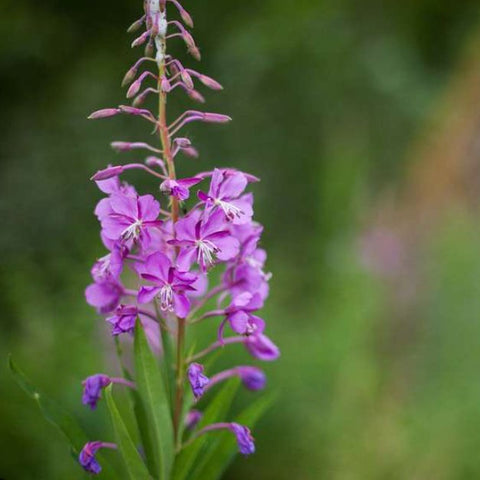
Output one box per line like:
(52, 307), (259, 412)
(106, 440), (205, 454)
(105, 384), (151, 480)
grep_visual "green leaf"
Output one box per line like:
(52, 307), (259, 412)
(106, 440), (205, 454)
(172, 378), (240, 480)
(105, 385), (151, 480)
(134, 320), (174, 480)
(192, 393), (276, 480)
(8, 355), (118, 479)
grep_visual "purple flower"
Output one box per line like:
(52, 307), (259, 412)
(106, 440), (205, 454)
(82, 374), (111, 409)
(169, 210), (239, 271)
(98, 192), (162, 249)
(137, 252), (197, 318)
(245, 334), (280, 361)
(79, 441), (103, 474)
(160, 177), (202, 200)
(85, 280), (123, 314)
(185, 409), (203, 430)
(187, 362), (210, 400)
(222, 292), (265, 337)
(198, 169), (253, 223)
(106, 304), (138, 335)
(79, 441), (117, 475)
(229, 423), (255, 455)
(91, 245), (124, 283)
(237, 367), (266, 391)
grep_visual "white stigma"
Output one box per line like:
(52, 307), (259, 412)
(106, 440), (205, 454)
(195, 239), (218, 267)
(158, 284), (174, 311)
(214, 198), (243, 220)
(121, 219), (143, 241)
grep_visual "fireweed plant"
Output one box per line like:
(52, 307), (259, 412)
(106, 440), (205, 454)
(10, 0), (280, 479)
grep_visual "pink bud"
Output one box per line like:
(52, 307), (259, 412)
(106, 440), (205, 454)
(174, 137), (192, 148)
(188, 45), (201, 61)
(145, 41), (155, 57)
(110, 141), (133, 152)
(122, 67), (138, 87)
(145, 156), (166, 170)
(203, 113), (232, 123)
(131, 30), (150, 48)
(199, 74), (223, 91)
(118, 105), (152, 117)
(88, 108), (120, 120)
(181, 70), (194, 90)
(182, 146), (199, 158)
(187, 89), (205, 104)
(91, 166), (124, 181)
(127, 79), (142, 99)
(127, 16), (145, 33)
(161, 76), (171, 92)
(182, 30), (196, 50)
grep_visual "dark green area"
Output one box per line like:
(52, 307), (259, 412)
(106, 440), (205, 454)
(1, 0), (480, 478)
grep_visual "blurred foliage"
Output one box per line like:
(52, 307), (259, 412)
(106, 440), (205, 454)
(2, 0), (480, 478)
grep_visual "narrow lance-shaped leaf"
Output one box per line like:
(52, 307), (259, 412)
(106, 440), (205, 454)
(8, 355), (118, 479)
(105, 384), (151, 480)
(134, 320), (174, 480)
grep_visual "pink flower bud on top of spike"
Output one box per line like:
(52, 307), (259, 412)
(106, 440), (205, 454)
(88, 108), (120, 120)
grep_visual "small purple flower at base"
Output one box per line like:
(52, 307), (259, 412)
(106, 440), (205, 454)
(187, 362), (210, 400)
(237, 367), (266, 391)
(79, 441), (117, 475)
(185, 409), (203, 430)
(245, 334), (280, 361)
(82, 374), (111, 410)
(106, 305), (138, 335)
(230, 423), (255, 456)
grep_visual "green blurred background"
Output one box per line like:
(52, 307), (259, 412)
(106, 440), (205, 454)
(2, 0), (480, 478)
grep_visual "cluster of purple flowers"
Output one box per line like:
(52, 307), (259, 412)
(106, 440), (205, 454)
(78, 0), (279, 475)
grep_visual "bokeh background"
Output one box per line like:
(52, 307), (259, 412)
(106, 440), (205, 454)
(2, 0), (480, 478)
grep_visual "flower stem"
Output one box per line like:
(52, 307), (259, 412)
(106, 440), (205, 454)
(156, 5), (184, 445)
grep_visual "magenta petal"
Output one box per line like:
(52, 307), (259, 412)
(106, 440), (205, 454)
(218, 172), (247, 199)
(215, 235), (240, 261)
(138, 285), (161, 304)
(228, 311), (249, 334)
(173, 293), (190, 318)
(177, 247), (197, 271)
(138, 194), (161, 221)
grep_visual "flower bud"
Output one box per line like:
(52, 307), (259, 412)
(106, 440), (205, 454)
(182, 146), (199, 158)
(91, 166), (124, 181)
(188, 45), (201, 61)
(121, 66), (138, 87)
(245, 334), (280, 361)
(131, 30), (151, 48)
(127, 78), (142, 98)
(187, 362), (210, 400)
(187, 89), (205, 104)
(88, 108), (120, 120)
(174, 137), (192, 148)
(203, 113), (232, 123)
(161, 76), (171, 92)
(185, 409), (202, 430)
(181, 70), (194, 90)
(237, 367), (266, 391)
(127, 16), (145, 33)
(230, 423), (255, 456)
(199, 74), (223, 91)
(145, 41), (155, 57)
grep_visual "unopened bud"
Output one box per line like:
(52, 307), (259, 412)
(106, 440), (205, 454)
(88, 108), (120, 120)
(182, 146), (199, 158)
(174, 137), (192, 148)
(131, 30), (151, 48)
(187, 89), (205, 104)
(181, 70), (194, 90)
(127, 79), (142, 99)
(180, 9), (194, 29)
(145, 41), (155, 57)
(122, 66), (138, 87)
(199, 74), (223, 91)
(127, 16), (145, 33)
(91, 166), (124, 181)
(161, 76), (171, 92)
(188, 45), (201, 61)
(203, 113), (232, 123)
